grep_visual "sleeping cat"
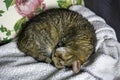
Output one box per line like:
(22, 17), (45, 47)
(17, 8), (96, 73)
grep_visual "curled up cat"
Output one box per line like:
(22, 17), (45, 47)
(17, 8), (96, 73)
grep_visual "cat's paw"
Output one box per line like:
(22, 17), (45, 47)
(36, 54), (52, 63)
(52, 47), (81, 73)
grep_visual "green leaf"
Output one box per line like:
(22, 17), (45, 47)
(36, 6), (42, 13)
(11, 0), (16, 5)
(14, 17), (27, 32)
(2, 37), (8, 43)
(0, 25), (7, 32)
(3, 37), (8, 41)
(0, 10), (4, 13)
(6, 30), (11, 36)
(57, 0), (72, 8)
(0, 25), (12, 37)
(73, 0), (82, 5)
(2, 37), (12, 43)
(57, 0), (83, 8)
(4, 0), (16, 10)
(0, 10), (4, 16)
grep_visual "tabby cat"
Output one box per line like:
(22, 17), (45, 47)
(17, 8), (96, 73)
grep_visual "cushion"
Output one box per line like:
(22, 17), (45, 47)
(0, 0), (84, 45)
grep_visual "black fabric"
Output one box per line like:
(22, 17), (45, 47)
(84, 0), (120, 42)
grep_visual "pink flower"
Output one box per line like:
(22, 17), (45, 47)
(15, 0), (46, 19)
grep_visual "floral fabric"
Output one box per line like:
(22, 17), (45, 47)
(0, 0), (83, 44)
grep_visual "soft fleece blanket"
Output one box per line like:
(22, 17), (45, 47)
(0, 5), (120, 80)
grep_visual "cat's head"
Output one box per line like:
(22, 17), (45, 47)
(52, 47), (81, 73)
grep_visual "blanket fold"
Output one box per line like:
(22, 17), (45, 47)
(0, 5), (120, 80)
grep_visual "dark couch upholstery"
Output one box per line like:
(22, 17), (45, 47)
(85, 0), (120, 42)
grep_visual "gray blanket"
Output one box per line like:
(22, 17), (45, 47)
(0, 5), (120, 80)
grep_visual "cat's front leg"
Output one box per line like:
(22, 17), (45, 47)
(36, 54), (52, 63)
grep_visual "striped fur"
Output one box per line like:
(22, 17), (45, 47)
(17, 8), (96, 73)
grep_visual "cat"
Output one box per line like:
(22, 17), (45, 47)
(17, 8), (96, 73)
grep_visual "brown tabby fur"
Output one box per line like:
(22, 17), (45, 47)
(17, 8), (96, 73)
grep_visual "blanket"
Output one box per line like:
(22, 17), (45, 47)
(0, 5), (120, 80)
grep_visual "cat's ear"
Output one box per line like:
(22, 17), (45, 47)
(72, 60), (81, 73)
